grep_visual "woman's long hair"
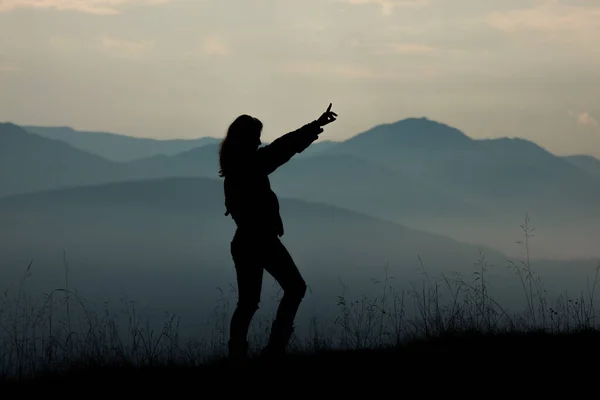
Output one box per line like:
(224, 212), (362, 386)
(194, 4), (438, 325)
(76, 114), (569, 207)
(218, 114), (263, 177)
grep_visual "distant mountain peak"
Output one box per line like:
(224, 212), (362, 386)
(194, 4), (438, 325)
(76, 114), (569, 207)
(343, 116), (473, 147)
(387, 116), (467, 132)
(391, 116), (435, 124)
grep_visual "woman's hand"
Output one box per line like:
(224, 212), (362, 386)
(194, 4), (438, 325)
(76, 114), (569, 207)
(316, 103), (337, 127)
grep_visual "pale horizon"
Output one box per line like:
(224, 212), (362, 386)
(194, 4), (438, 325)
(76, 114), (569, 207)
(1, 0), (599, 157)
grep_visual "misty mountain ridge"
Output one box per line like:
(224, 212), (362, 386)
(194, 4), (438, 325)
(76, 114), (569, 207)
(343, 117), (474, 146)
(268, 151), (488, 225)
(0, 176), (517, 333)
(3, 117), (600, 258)
(325, 117), (600, 207)
(0, 122), (125, 197)
(23, 125), (221, 163)
(0, 177), (595, 330)
(563, 154), (600, 178)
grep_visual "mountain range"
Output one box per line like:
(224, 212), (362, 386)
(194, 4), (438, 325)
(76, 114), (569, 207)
(1, 176), (521, 341)
(22, 125), (221, 162)
(2, 118), (600, 259)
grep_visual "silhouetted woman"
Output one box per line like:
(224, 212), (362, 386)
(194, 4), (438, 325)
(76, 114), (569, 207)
(219, 104), (337, 362)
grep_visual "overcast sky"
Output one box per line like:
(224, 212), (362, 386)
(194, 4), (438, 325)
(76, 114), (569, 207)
(1, 0), (599, 156)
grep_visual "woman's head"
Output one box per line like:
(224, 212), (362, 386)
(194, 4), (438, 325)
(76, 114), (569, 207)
(218, 114), (263, 177)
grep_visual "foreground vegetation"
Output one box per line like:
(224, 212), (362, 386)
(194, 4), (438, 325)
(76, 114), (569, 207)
(2, 216), (600, 384)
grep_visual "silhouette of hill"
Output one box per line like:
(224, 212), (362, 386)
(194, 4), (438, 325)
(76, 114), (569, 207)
(4, 118), (600, 258)
(3, 329), (599, 385)
(325, 117), (600, 211)
(13, 118), (600, 217)
(0, 176), (503, 269)
(319, 117), (600, 257)
(478, 137), (597, 185)
(125, 143), (220, 179)
(22, 125), (220, 162)
(269, 152), (487, 226)
(15, 118), (600, 220)
(0, 122), (125, 197)
(563, 155), (600, 178)
(123, 145), (486, 227)
(295, 139), (340, 156)
(0, 123), (224, 198)
(0, 177), (513, 328)
(474, 136), (600, 216)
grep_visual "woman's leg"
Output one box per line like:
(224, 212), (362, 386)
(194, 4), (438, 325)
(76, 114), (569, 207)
(262, 238), (307, 355)
(228, 235), (264, 359)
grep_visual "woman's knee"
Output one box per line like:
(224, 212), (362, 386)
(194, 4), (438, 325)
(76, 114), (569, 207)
(237, 297), (260, 314)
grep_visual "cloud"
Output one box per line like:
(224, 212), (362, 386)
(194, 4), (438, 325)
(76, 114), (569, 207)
(0, 0), (175, 15)
(351, 40), (436, 55)
(99, 36), (155, 58)
(334, 0), (429, 16)
(487, 1), (600, 38)
(378, 43), (436, 54)
(281, 60), (374, 79)
(48, 36), (81, 51)
(0, 55), (18, 72)
(199, 36), (231, 57)
(183, 36), (232, 61)
(569, 110), (599, 128)
(0, 63), (19, 72)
